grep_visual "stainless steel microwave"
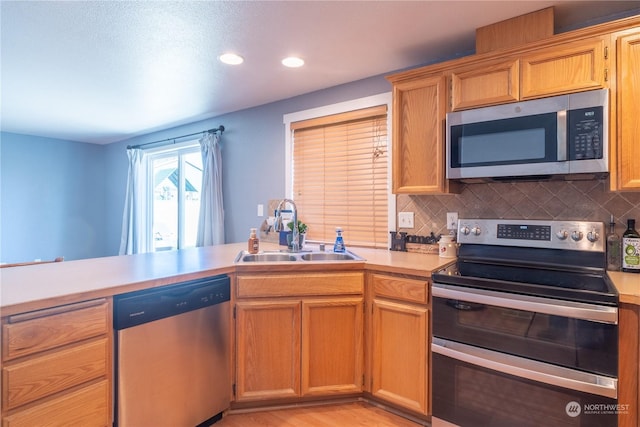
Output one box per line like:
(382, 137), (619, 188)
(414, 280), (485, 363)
(446, 89), (609, 181)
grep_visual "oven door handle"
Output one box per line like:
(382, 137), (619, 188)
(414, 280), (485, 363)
(432, 283), (618, 324)
(432, 338), (618, 399)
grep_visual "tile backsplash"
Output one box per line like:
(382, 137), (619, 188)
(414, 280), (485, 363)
(396, 179), (640, 237)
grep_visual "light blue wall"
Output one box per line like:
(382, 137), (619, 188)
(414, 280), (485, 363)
(103, 75), (392, 253)
(1, 132), (108, 262)
(1, 75), (390, 262)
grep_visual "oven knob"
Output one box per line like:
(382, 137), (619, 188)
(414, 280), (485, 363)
(587, 229), (599, 242)
(571, 230), (583, 241)
(471, 226), (482, 236)
(556, 230), (568, 240)
(460, 226), (470, 235)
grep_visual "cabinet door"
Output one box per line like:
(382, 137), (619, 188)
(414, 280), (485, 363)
(235, 301), (301, 401)
(614, 30), (640, 190)
(371, 299), (429, 415)
(520, 36), (609, 99)
(301, 298), (363, 396)
(391, 75), (450, 194)
(450, 59), (519, 110)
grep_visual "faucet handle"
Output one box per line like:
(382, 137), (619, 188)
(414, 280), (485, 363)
(273, 213), (283, 232)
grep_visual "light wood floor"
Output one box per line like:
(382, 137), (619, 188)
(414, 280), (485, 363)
(216, 401), (426, 427)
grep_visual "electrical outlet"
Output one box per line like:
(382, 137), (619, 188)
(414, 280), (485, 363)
(398, 212), (414, 229)
(446, 212), (458, 230)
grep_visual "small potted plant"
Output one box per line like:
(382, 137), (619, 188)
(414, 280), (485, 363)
(287, 220), (308, 248)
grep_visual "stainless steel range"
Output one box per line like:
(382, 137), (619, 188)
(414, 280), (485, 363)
(431, 219), (619, 427)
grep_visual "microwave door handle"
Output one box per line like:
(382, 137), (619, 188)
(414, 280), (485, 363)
(557, 110), (567, 161)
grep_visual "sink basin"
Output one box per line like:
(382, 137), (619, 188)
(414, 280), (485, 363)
(240, 253), (298, 262)
(235, 250), (363, 263)
(300, 252), (359, 261)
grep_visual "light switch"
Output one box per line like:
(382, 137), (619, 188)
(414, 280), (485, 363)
(257, 204), (264, 217)
(398, 212), (414, 228)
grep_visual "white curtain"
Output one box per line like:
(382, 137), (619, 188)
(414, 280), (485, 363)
(119, 148), (149, 255)
(196, 132), (225, 246)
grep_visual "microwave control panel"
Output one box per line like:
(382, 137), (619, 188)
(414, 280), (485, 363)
(568, 106), (604, 160)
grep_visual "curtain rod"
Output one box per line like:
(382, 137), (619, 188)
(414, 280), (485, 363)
(126, 125), (225, 150)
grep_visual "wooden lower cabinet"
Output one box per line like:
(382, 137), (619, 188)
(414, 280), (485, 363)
(234, 272), (364, 403)
(1, 298), (112, 427)
(235, 300), (302, 401)
(302, 298), (363, 396)
(618, 303), (639, 427)
(367, 273), (430, 416)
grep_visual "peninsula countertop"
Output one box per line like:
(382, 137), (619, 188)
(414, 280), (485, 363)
(0, 243), (452, 316)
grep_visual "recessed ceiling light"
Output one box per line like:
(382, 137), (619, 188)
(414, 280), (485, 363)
(219, 53), (244, 65)
(282, 56), (304, 68)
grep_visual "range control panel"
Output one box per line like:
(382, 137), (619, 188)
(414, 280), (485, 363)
(457, 219), (605, 252)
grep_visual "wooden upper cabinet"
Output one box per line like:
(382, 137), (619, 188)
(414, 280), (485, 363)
(390, 74), (453, 194)
(520, 36), (609, 99)
(450, 59), (519, 110)
(612, 29), (640, 190)
(451, 36), (609, 111)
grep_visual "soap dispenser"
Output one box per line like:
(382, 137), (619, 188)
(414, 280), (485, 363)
(248, 228), (259, 254)
(333, 227), (345, 252)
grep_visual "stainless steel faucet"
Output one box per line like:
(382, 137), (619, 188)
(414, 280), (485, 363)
(273, 198), (299, 252)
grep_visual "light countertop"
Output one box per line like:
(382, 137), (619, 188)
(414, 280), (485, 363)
(608, 270), (640, 305)
(1, 242), (637, 316)
(0, 243), (452, 316)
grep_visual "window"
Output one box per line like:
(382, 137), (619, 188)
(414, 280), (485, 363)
(284, 94), (393, 248)
(147, 143), (202, 251)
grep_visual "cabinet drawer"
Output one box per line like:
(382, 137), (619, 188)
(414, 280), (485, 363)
(237, 273), (364, 298)
(3, 337), (108, 410)
(2, 299), (108, 361)
(2, 379), (110, 427)
(371, 274), (429, 304)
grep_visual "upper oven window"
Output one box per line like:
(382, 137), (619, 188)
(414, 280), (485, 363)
(432, 295), (617, 377)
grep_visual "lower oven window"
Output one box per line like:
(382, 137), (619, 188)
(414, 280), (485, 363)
(433, 353), (619, 427)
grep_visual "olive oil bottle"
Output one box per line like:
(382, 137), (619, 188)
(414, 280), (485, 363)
(606, 215), (621, 271)
(622, 219), (640, 273)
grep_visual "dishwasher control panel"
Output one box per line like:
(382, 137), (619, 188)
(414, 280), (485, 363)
(113, 275), (230, 330)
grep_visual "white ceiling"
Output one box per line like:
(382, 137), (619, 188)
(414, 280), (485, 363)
(1, 1), (638, 144)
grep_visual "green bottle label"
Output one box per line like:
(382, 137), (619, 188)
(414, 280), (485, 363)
(622, 237), (640, 269)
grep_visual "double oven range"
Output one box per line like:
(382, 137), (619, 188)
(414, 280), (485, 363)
(431, 219), (619, 427)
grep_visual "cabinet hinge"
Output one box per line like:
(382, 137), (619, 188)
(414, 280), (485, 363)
(604, 68), (608, 82)
(604, 46), (609, 60)
(362, 375), (365, 386)
(232, 383), (236, 397)
(233, 306), (236, 319)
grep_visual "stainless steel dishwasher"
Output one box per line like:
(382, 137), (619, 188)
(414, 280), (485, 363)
(114, 275), (230, 427)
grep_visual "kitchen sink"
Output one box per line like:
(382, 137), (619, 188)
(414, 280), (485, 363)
(235, 250), (363, 263)
(240, 253), (298, 262)
(299, 252), (358, 261)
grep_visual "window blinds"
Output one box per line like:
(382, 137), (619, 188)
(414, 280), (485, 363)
(291, 105), (388, 248)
